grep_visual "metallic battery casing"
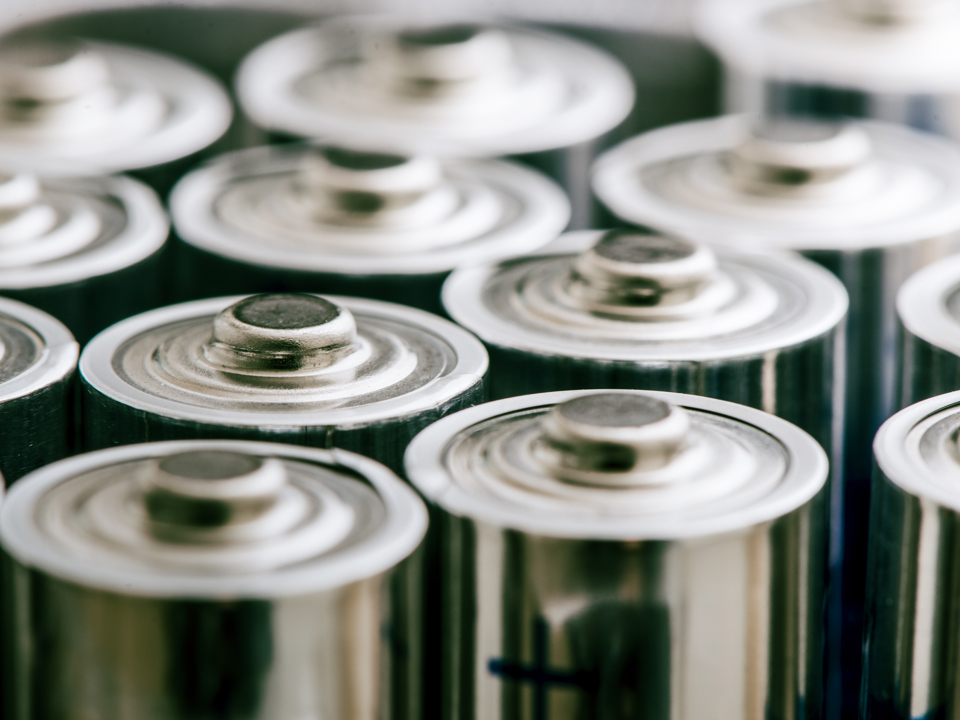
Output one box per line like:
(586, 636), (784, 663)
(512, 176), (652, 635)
(234, 18), (635, 230)
(79, 293), (488, 473)
(592, 116), (960, 717)
(0, 440), (427, 720)
(863, 391), (960, 719)
(405, 389), (829, 720)
(170, 144), (570, 313)
(0, 39), (232, 195)
(0, 296), (77, 483)
(695, 0), (960, 137)
(0, 172), (168, 344)
(897, 255), (960, 407)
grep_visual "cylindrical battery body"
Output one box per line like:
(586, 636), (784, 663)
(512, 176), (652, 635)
(863, 391), (960, 719)
(170, 144), (570, 313)
(0, 172), (168, 344)
(696, 0), (960, 138)
(0, 38), (232, 196)
(234, 18), (635, 230)
(896, 255), (960, 407)
(0, 297), (77, 483)
(592, 116), (960, 716)
(405, 389), (829, 720)
(80, 293), (488, 473)
(0, 440), (427, 720)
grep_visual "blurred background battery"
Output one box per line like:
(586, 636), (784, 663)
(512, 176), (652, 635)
(170, 143), (569, 313)
(405, 389), (828, 720)
(0, 170), (168, 344)
(696, 0), (960, 136)
(0, 440), (427, 720)
(864, 391), (960, 720)
(80, 292), (488, 473)
(0, 296), (77, 483)
(896, 255), (960, 407)
(592, 116), (960, 717)
(0, 37), (232, 196)
(234, 17), (635, 229)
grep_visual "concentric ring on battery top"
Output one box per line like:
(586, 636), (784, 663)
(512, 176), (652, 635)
(80, 294), (488, 428)
(442, 230), (847, 361)
(873, 391), (960, 515)
(405, 389), (827, 539)
(0, 440), (427, 597)
(171, 144), (570, 276)
(897, 254), (960, 357)
(592, 116), (960, 251)
(235, 18), (635, 156)
(0, 41), (232, 173)
(0, 296), (77, 402)
(0, 174), (167, 290)
(696, 0), (960, 95)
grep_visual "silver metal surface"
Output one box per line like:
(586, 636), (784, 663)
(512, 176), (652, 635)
(897, 255), (960, 407)
(0, 295), (77, 482)
(696, 0), (960, 138)
(592, 114), (960, 719)
(170, 143), (569, 309)
(0, 171), (168, 343)
(0, 38), (232, 174)
(235, 17), (634, 229)
(864, 391), (960, 720)
(80, 293), (488, 471)
(405, 388), (828, 720)
(1, 439), (426, 720)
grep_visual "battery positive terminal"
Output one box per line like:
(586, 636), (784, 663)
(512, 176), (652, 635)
(537, 392), (691, 485)
(204, 293), (359, 373)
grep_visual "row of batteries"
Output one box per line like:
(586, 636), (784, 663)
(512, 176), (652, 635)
(4, 6), (960, 720)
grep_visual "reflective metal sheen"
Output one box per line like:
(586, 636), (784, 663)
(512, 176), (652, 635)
(865, 392), (960, 719)
(1, 440), (426, 720)
(0, 296), (77, 482)
(0, 39), (232, 173)
(405, 389), (828, 720)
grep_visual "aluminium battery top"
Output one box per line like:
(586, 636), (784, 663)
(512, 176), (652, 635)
(695, 0), (960, 136)
(0, 440), (426, 720)
(405, 389), (828, 720)
(169, 143), (570, 312)
(0, 296), (77, 483)
(0, 170), (168, 344)
(864, 391), (960, 720)
(592, 114), (960, 717)
(79, 292), (488, 472)
(234, 17), (635, 229)
(896, 254), (960, 407)
(0, 39), (232, 193)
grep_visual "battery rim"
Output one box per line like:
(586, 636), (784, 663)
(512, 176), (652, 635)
(897, 254), (960, 357)
(0, 295), (77, 402)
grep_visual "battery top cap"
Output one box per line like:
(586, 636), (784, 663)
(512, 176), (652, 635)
(835, 0), (954, 24)
(0, 40), (111, 103)
(539, 393), (691, 483)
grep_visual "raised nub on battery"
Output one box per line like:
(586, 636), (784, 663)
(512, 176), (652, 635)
(297, 145), (456, 227)
(0, 172), (56, 244)
(728, 119), (873, 195)
(203, 293), (358, 373)
(537, 392), (691, 485)
(142, 450), (287, 543)
(570, 229), (718, 310)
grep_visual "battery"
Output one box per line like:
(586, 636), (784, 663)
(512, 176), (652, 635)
(0, 38), (233, 195)
(864, 391), (960, 720)
(896, 255), (960, 407)
(79, 292), (488, 473)
(234, 18), (635, 230)
(0, 171), (168, 344)
(591, 115), (960, 717)
(0, 296), (77, 484)
(695, 0), (960, 137)
(405, 389), (828, 720)
(0, 439), (427, 720)
(170, 143), (570, 313)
